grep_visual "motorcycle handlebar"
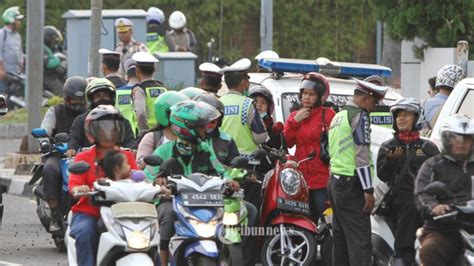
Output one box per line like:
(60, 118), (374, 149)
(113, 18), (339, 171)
(73, 191), (99, 198)
(433, 210), (459, 221)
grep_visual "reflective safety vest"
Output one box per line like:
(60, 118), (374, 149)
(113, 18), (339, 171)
(146, 32), (169, 54)
(115, 86), (134, 135)
(219, 93), (258, 155)
(328, 108), (373, 176)
(130, 80), (167, 133)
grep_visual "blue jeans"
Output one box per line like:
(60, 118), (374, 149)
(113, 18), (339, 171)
(70, 213), (99, 266)
(309, 188), (328, 223)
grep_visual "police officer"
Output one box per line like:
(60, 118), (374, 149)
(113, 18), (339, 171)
(327, 79), (388, 266)
(0, 6), (24, 93)
(99, 48), (126, 88)
(114, 18), (149, 78)
(198, 62), (222, 95)
(40, 76), (87, 231)
(43, 26), (66, 96)
(146, 7), (169, 54)
(219, 58), (268, 156)
(165, 11), (197, 53)
(115, 58), (137, 129)
(130, 51), (167, 136)
(254, 50), (279, 72)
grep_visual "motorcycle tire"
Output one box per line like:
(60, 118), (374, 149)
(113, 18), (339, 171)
(187, 254), (218, 266)
(36, 195), (51, 231)
(220, 243), (243, 266)
(53, 235), (66, 253)
(261, 227), (317, 266)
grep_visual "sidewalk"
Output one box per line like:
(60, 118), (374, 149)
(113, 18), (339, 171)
(0, 163), (34, 198)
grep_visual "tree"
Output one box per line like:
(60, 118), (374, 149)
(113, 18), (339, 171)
(370, 0), (474, 48)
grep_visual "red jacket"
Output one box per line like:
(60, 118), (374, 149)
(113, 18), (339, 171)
(284, 106), (335, 190)
(68, 146), (138, 218)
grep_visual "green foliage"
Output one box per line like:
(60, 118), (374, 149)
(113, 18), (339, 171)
(0, 107), (49, 124)
(370, 0), (474, 47)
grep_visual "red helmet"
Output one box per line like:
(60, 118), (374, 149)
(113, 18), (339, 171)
(299, 72), (330, 107)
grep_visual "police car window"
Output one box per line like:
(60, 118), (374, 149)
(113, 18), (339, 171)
(281, 93), (300, 121)
(457, 89), (474, 117)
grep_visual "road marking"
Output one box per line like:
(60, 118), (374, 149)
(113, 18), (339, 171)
(0, 261), (22, 266)
(29, 200), (36, 204)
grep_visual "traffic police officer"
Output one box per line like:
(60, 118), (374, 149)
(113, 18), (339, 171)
(99, 48), (126, 88)
(199, 62), (222, 95)
(219, 58), (268, 156)
(146, 7), (169, 54)
(114, 18), (149, 78)
(327, 79), (388, 266)
(131, 51), (167, 136)
(115, 58), (137, 129)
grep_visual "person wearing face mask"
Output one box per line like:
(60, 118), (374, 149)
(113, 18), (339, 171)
(284, 73), (336, 223)
(67, 78), (136, 156)
(40, 76), (88, 232)
(377, 98), (439, 265)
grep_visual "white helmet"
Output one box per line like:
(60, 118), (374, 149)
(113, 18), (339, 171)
(440, 114), (474, 161)
(147, 7), (165, 24)
(255, 50), (279, 61)
(390, 98), (422, 131)
(435, 64), (465, 90)
(169, 11), (186, 29)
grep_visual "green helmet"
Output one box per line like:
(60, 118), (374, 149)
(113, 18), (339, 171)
(180, 87), (205, 99)
(85, 78), (116, 109)
(3, 6), (23, 24)
(154, 91), (190, 127)
(170, 100), (221, 143)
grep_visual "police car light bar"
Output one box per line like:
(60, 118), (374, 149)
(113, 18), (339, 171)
(258, 58), (392, 78)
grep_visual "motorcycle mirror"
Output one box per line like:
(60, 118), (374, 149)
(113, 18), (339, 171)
(68, 161), (90, 175)
(54, 132), (70, 143)
(0, 95), (8, 116)
(160, 158), (178, 176)
(272, 122), (285, 135)
(143, 155), (163, 167)
(231, 156), (249, 168)
(31, 128), (49, 138)
(251, 149), (268, 161)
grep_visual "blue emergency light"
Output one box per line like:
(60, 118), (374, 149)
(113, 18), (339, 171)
(258, 58), (392, 78)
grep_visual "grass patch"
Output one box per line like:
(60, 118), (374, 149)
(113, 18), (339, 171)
(0, 96), (63, 124)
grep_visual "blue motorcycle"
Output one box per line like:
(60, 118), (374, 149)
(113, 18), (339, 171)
(29, 128), (72, 252)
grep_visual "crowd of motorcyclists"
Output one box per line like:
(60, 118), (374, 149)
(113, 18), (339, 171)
(0, 4), (473, 266)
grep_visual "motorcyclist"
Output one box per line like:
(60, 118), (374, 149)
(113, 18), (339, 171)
(68, 78), (136, 155)
(39, 76), (87, 232)
(376, 98), (439, 265)
(180, 86), (205, 99)
(43, 25), (66, 96)
(68, 105), (138, 266)
(415, 114), (474, 266)
(136, 91), (190, 168)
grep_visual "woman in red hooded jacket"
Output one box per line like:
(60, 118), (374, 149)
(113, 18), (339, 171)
(284, 72), (335, 222)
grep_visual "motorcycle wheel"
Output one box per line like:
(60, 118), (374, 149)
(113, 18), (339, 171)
(220, 243), (243, 266)
(187, 254), (218, 266)
(36, 195), (51, 231)
(261, 227), (317, 266)
(53, 235), (66, 253)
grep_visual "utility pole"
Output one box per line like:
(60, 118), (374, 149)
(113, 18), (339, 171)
(260, 0), (273, 51)
(89, 0), (102, 77)
(26, 0), (45, 152)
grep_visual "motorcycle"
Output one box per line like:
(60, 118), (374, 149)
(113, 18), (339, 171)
(65, 161), (161, 266)
(28, 127), (72, 252)
(144, 155), (248, 266)
(258, 122), (319, 265)
(416, 181), (474, 265)
(4, 71), (55, 109)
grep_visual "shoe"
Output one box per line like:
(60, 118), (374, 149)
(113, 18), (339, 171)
(49, 209), (62, 232)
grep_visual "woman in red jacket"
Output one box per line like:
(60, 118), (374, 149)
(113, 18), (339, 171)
(284, 73), (335, 222)
(68, 105), (138, 266)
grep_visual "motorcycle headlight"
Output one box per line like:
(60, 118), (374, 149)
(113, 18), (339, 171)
(279, 168), (301, 196)
(125, 230), (150, 250)
(223, 212), (239, 226)
(189, 219), (218, 238)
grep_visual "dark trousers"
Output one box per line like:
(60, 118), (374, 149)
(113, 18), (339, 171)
(328, 175), (372, 266)
(309, 188), (328, 223)
(419, 229), (465, 266)
(389, 192), (422, 263)
(69, 213), (99, 266)
(42, 156), (62, 201)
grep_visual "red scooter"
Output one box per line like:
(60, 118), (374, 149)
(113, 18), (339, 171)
(258, 122), (319, 265)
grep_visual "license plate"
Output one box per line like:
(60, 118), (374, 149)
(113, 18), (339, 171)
(277, 198), (310, 215)
(182, 193), (224, 207)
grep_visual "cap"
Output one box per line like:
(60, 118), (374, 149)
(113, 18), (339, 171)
(98, 48), (120, 57)
(114, 18), (133, 33)
(255, 50), (279, 61)
(199, 62), (222, 77)
(363, 75), (385, 86)
(132, 52), (159, 66)
(124, 58), (136, 72)
(354, 79), (388, 100)
(221, 58), (251, 76)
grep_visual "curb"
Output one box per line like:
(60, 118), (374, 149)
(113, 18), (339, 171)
(0, 123), (28, 139)
(0, 175), (34, 198)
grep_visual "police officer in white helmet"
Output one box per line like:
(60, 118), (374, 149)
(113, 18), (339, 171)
(165, 11), (198, 53)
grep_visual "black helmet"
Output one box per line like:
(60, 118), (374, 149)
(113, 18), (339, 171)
(248, 85), (274, 115)
(193, 92), (224, 127)
(64, 76), (87, 100)
(44, 25), (63, 49)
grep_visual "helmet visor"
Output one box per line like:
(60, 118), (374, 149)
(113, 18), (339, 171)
(89, 119), (123, 144)
(299, 80), (324, 91)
